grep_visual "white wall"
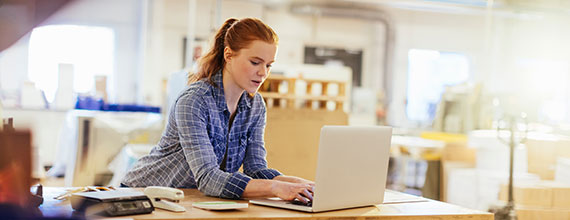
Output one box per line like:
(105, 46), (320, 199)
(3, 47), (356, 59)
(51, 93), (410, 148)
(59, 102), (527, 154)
(0, 34), (30, 92)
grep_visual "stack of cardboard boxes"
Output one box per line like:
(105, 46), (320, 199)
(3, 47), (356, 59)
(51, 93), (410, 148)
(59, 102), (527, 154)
(497, 134), (570, 220)
(499, 181), (570, 220)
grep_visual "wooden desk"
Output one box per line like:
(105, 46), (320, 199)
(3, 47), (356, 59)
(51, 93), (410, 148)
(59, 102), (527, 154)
(40, 187), (493, 220)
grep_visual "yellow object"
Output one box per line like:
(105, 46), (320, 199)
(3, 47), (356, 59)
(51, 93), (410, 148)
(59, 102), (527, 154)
(421, 150), (441, 161)
(420, 131), (467, 143)
(129, 132), (151, 144)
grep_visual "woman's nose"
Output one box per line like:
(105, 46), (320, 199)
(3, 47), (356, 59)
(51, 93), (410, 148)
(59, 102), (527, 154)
(258, 66), (268, 76)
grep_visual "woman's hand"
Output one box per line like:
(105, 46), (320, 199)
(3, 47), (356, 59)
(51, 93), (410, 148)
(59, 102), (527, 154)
(242, 175), (315, 203)
(271, 181), (314, 203)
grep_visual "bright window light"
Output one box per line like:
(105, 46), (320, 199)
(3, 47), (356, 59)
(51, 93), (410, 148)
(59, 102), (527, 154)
(406, 49), (470, 122)
(516, 59), (569, 122)
(28, 25), (114, 103)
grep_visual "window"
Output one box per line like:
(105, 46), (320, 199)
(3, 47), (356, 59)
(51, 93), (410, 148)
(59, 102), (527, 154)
(406, 49), (470, 123)
(28, 25), (114, 103)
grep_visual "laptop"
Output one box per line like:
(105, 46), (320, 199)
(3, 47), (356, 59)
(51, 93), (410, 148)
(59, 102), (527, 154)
(249, 125), (392, 212)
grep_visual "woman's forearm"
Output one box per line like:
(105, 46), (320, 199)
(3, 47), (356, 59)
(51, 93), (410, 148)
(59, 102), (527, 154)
(273, 175), (295, 183)
(273, 175), (312, 184)
(242, 179), (276, 198)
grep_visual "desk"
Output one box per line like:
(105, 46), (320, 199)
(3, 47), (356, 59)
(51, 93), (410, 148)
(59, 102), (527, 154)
(40, 187), (492, 220)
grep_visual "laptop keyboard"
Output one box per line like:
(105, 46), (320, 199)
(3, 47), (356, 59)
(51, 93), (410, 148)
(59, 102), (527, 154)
(290, 199), (312, 207)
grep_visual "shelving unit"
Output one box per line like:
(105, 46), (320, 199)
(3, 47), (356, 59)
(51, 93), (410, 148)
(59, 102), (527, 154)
(259, 74), (348, 111)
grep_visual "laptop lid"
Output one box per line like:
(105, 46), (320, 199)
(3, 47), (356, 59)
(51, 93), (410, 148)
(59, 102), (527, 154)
(311, 125), (392, 212)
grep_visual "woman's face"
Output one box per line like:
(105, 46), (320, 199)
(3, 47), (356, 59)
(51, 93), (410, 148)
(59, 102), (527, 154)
(224, 40), (277, 94)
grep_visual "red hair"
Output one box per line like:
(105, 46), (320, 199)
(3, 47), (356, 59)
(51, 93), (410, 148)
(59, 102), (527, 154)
(190, 17), (278, 86)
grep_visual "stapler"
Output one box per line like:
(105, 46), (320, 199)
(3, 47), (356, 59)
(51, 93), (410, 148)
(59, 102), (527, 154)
(144, 186), (186, 212)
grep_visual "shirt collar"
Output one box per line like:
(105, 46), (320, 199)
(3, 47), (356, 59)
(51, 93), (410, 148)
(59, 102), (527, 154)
(211, 71), (252, 112)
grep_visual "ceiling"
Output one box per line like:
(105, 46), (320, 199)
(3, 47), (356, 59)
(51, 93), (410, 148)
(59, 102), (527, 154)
(255, 0), (570, 14)
(0, 0), (72, 52)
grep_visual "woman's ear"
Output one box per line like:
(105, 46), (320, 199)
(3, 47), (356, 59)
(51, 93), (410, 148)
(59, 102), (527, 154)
(223, 47), (233, 62)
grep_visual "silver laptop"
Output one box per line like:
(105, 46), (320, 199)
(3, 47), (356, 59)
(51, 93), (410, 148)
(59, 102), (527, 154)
(249, 125), (392, 212)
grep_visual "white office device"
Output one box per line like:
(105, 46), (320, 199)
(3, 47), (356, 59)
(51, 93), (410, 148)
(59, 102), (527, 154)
(63, 111), (163, 187)
(144, 186), (186, 212)
(250, 125), (392, 212)
(70, 190), (154, 216)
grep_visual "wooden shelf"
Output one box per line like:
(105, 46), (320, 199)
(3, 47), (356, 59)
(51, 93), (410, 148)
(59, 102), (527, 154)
(259, 75), (349, 111)
(259, 92), (346, 102)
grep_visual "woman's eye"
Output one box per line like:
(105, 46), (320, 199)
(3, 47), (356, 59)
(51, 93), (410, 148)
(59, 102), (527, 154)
(250, 61), (259, 65)
(266, 64), (272, 68)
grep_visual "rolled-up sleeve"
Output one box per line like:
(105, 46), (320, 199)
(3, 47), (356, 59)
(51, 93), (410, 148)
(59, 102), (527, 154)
(176, 94), (251, 199)
(243, 106), (282, 180)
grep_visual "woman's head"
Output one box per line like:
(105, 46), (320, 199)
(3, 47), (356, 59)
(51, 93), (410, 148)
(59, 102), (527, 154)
(192, 17), (278, 90)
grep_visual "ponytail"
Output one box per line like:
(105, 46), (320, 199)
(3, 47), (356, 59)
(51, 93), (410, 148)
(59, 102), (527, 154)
(189, 17), (278, 86)
(190, 18), (238, 86)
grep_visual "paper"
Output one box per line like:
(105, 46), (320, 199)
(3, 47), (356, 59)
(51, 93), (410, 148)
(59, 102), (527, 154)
(383, 190), (428, 204)
(192, 201), (248, 210)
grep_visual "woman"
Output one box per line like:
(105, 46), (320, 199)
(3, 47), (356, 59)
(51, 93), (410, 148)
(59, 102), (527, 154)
(122, 18), (314, 203)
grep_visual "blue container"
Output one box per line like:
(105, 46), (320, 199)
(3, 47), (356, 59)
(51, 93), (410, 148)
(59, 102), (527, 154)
(75, 96), (160, 113)
(75, 96), (104, 110)
(102, 104), (160, 113)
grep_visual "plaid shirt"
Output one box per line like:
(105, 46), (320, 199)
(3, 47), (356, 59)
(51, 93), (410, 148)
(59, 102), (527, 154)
(122, 72), (281, 199)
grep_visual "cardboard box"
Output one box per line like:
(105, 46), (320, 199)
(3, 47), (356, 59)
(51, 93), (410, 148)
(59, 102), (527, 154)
(539, 181), (570, 209)
(516, 207), (570, 220)
(552, 187), (570, 209)
(499, 184), (552, 208)
(526, 135), (570, 180)
(264, 108), (348, 181)
(499, 181), (570, 209)
(528, 164), (556, 180)
(441, 141), (476, 163)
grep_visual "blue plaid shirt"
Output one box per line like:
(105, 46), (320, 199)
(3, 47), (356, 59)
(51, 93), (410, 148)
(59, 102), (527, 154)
(122, 72), (282, 199)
